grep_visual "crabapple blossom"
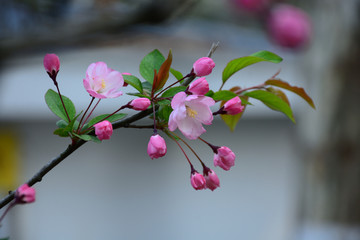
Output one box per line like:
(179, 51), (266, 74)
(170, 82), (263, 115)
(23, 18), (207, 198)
(223, 96), (244, 115)
(43, 53), (60, 81)
(192, 57), (215, 77)
(187, 77), (209, 95)
(190, 170), (207, 190)
(15, 184), (36, 204)
(168, 92), (215, 140)
(94, 120), (113, 141)
(147, 134), (167, 159)
(129, 98), (151, 111)
(203, 168), (220, 191)
(267, 4), (312, 49)
(214, 146), (236, 171)
(83, 62), (124, 99)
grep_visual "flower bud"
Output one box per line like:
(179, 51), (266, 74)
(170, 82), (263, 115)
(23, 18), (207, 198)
(223, 96), (244, 115)
(193, 57), (215, 77)
(43, 54), (60, 81)
(187, 77), (209, 95)
(190, 170), (207, 190)
(129, 98), (151, 111)
(203, 168), (220, 191)
(94, 120), (113, 141)
(267, 4), (312, 49)
(214, 146), (235, 171)
(147, 134), (167, 159)
(15, 184), (36, 204)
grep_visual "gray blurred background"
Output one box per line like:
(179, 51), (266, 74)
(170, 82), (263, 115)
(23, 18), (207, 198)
(0, 0), (359, 240)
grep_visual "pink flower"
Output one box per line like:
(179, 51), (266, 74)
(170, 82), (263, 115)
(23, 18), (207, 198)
(232, 0), (270, 13)
(223, 97), (244, 115)
(187, 77), (209, 95)
(83, 62), (124, 99)
(147, 134), (167, 159)
(15, 184), (36, 204)
(130, 98), (151, 111)
(190, 170), (207, 190)
(94, 120), (113, 140)
(168, 92), (215, 140)
(193, 57), (215, 77)
(203, 168), (220, 191)
(267, 4), (312, 49)
(214, 146), (235, 171)
(43, 53), (60, 81)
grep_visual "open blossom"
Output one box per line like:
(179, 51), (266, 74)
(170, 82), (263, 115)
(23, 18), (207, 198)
(190, 170), (207, 190)
(43, 53), (60, 81)
(147, 134), (167, 159)
(214, 146), (235, 171)
(83, 62), (124, 99)
(168, 92), (215, 140)
(203, 168), (220, 191)
(223, 97), (244, 115)
(267, 4), (312, 49)
(193, 57), (215, 77)
(130, 98), (151, 111)
(187, 77), (209, 95)
(94, 120), (113, 141)
(15, 184), (36, 204)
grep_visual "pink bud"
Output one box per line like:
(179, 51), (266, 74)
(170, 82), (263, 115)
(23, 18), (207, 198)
(193, 57), (215, 77)
(15, 184), (36, 204)
(190, 171), (207, 190)
(188, 77), (209, 95)
(203, 168), (220, 191)
(130, 98), (151, 111)
(147, 134), (167, 159)
(223, 97), (244, 115)
(214, 146), (235, 171)
(267, 4), (312, 49)
(43, 54), (60, 80)
(94, 120), (113, 141)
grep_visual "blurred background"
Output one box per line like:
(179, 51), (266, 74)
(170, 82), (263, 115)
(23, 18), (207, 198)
(0, 0), (359, 239)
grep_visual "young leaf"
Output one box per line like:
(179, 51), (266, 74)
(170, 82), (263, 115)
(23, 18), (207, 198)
(265, 79), (315, 109)
(45, 89), (76, 122)
(139, 49), (165, 84)
(73, 133), (101, 143)
(152, 50), (172, 94)
(157, 105), (173, 122)
(244, 90), (295, 123)
(126, 93), (150, 98)
(222, 50), (282, 84)
(220, 96), (248, 131)
(170, 68), (183, 81)
(56, 119), (68, 128)
(123, 74), (143, 93)
(212, 90), (238, 101)
(266, 87), (291, 106)
(87, 113), (127, 128)
(161, 86), (186, 98)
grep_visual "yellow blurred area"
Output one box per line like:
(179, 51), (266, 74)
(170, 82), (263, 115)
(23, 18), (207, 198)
(0, 131), (19, 191)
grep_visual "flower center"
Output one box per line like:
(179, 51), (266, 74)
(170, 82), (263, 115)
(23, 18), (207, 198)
(186, 106), (198, 118)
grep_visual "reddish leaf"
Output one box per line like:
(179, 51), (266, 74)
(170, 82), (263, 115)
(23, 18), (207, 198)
(265, 79), (315, 109)
(152, 50), (172, 96)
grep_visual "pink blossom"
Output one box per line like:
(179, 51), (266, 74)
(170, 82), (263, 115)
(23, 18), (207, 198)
(83, 62), (124, 99)
(267, 4), (312, 49)
(214, 146), (235, 171)
(15, 184), (36, 204)
(193, 57), (215, 77)
(187, 77), (209, 95)
(43, 54), (60, 80)
(130, 98), (151, 111)
(223, 97), (244, 115)
(203, 168), (220, 191)
(94, 120), (113, 141)
(147, 134), (167, 159)
(190, 171), (207, 190)
(232, 0), (270, 13)
(168, 92), (215, 140)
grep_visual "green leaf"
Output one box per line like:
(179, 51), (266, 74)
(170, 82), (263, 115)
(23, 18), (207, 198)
(123, 74), (143, 93)
(170, 68), (183, 81)
(161, 86), (186, 98)
(87, 113), (127, 128)
(265, 79), (315, 109)
(73, 133), (101, 143)
(139, 49), (165, 84)
(157, 99), (171, 106)
(244, 90), (295, 123)
(205, 90), (214, 97)
(141, 81), (153, 95)
(222, 50), (283, 83)
(45, 89), (76, 122)
(212, 90), (238, 101)
(0, 237), (10, 240)
(53, 113), (81, 137)
(126, 92), (150, 98)
(220, 96), (248, 131)
(157, 105), (173, 122)
(53, 128), (70, 137)
(56, 119), (68, 128)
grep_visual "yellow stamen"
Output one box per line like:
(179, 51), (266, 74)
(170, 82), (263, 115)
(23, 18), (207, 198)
(101, 79), (106, 90)
(186, 106), (198, 118)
